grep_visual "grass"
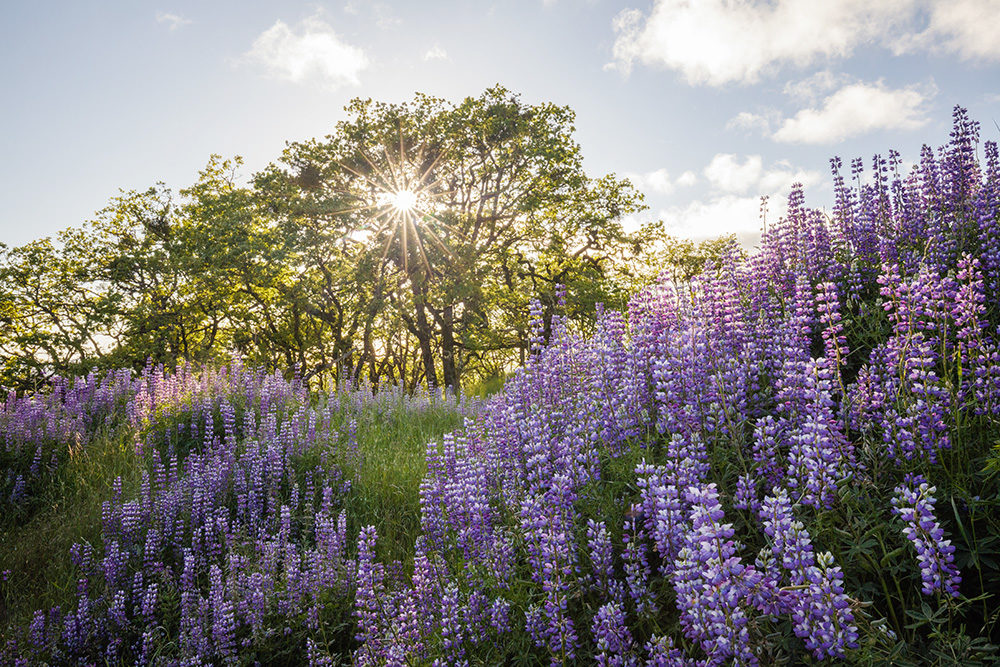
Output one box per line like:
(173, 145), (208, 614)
(465, 374), (507, 398)
(335, 397), (466, 565)
(1, 425), (143, 633)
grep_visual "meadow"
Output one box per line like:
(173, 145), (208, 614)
(3, 106), (1000, 664)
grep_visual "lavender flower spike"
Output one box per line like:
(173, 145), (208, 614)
(891, 478), (962, 597)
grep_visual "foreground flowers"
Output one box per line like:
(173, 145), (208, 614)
(3, 106), (999, 664)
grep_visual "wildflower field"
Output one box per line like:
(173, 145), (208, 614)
(3, 107), (1000, 664)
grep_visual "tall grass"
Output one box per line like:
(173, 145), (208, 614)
(1, 424), (140, 630)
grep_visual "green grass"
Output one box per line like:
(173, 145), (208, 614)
(1, 425), (143, 634)
(335, 399), (465, 565)
(465, 373), (507, 398)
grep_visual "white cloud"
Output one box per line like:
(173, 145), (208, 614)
(676, 171), (697, 187)
(659, 195), (764, 243)
(625, 168), (675, 195)
(782, 70), (851, 104)
(626, 167), (700, 196)
(771, 81), (932, 143)
(929, 0), (1000, 59)
(644, 153), (822, 244)
(608, 0), (914, 85)
(609, 0), (1000, 86)
(243, 15), (368, 89)
(659, 173), (822, 245)
(341, 2), (400, 28)
(703, 154), (821, 194)
(895, 0), (1000, 60)
(373, 5), (401, 29)
(726, 111), (771, 134)
(423, 45), (448, 61)
(758, 160), (823, 192)
(156, 11), (192, 31)
(704, 154), (763, 193)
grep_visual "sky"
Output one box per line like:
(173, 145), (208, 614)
(2, 0), (999, 248)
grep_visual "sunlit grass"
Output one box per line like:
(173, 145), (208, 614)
(333, 396), (465, 565)
(0, 425), (142, 633)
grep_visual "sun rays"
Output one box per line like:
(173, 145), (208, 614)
(389, 189), (417, 213)
(326, 128), (463, 278)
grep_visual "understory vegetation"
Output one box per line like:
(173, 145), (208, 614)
(3, 106), (1000, 664)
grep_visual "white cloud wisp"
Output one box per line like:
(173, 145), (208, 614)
(156, 11), (192, 31)
(243, 15), (368, 89)
(609, 0), (913, 85)
(771, 81), (932, 144)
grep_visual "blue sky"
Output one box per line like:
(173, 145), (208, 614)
(2, 0), (998, 247)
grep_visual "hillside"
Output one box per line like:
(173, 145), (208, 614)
(3, 106), (1000, 665)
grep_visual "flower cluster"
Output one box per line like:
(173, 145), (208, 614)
(2, 369), (136, 520)
(759, 489), (858, 660)
(891, 478), (962, 597)
(3, 364), (469, 664)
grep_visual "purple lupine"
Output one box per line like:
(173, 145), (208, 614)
(586, 519), (623, 603)
(815, 281), (849, 395)
(670, 483), (757, 665)
(591, 601), (637, 667)
(622, 517), (657, 619)
(520, 483), (580, 664)
(28, 610), (46, 654)
(733, 473), (760, 513)
(644, 634), (685, 666)
(490, 597), (512, 635)
(438, 583), (467, 664)
(210, 565), (237, 663)
(354, 526), (386, 667)
(785, 412), (843, 510)
(759, 488), (857, 659)
(891, 478), (962, 597)
(635, 461), (688, 573)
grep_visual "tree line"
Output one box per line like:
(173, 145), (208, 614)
(0, 87), (734, 393)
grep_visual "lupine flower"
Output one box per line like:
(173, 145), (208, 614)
(891, 478), (962, 597)
(354, 526), (386, 666)
(670, 483), (757, 665)
(759, 488), (857, 659)
(592, 601), (637, 666)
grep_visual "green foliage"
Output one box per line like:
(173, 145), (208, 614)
(0, 426), (142, 631)
(336, 397), (465, 564)
(0, 88), (657, 395)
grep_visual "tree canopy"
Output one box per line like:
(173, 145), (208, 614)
(0, 86), (712, 393)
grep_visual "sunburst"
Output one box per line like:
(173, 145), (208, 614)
(326, 127), (462, 278)
(389, 189), (417, 213)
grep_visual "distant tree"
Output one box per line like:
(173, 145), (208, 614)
(0, 87), (658, 392)
(75, 182), (237, 369)
(255, 86), (647, 391)
(655, 234), (746, 283)
(184, 155), (384, 386)
(0, 235), (117, 389)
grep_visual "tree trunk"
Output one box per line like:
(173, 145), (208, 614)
(440, 304), (459, 395)
(411, 280), (438, 388)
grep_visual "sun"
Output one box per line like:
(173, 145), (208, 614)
(330, 131), (460, 276)
(390, 189), (418, 213)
